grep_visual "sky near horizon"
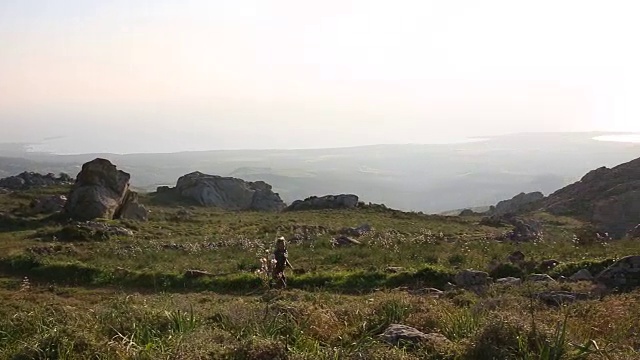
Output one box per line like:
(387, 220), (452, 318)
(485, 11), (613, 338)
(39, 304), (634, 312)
(1, 0), (640, 154)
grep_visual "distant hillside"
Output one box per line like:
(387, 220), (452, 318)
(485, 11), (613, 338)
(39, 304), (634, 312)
(1, 132), (639, 212)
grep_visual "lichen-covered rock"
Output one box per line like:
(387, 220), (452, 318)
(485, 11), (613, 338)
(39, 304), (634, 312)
(595, 255), (640, 289)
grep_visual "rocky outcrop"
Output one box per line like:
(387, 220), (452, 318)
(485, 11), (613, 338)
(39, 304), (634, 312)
(595, 255), (640, 289)
(286, 194), (359, 211)
(488, 191), (544, 216)
(540, 157), (640, 238)
(166, 171), (285, 211)
(64, 159), (149, 221)
(0, 172), (73, 190)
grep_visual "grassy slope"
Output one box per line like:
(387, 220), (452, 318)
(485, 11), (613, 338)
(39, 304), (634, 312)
(0, 186), (639, 359)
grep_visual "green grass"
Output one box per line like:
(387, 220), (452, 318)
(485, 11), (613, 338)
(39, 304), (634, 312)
(0, 186), (639, 359)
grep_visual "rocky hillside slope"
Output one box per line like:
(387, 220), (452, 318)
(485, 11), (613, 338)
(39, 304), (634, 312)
(540, 156), (640, 237)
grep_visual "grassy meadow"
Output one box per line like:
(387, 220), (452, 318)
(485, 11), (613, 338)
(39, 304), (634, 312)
(0, 185), (639, 359)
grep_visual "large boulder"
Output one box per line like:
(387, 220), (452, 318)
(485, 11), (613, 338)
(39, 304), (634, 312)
(171, 171), (285, 211)
(595, 255), (640, 289)
(488, 191), (544, 216)
(540, 157), (640, 238)
(64, 158), (149, 221)
(286, 194), (359, 211)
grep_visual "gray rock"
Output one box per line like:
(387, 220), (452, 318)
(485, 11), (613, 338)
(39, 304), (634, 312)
(489, 192), (544, 216)
(385, 266), (405, 273)
(30, 195), (67, 214)
(595, 255), (640, 288)
(569, 269), (594, 282)
(184, 269), (214, 279)
(455, 269), (490, 287)
(340, 223), (373, 237)
(64, 159), (148, 221)
(287, 194), (359, 211)
(527, 274), (556, 282)
(496, 277), (522, 286)
(380, 324), (450, 347)
(117, 192), (149, 221)
(173, 171), (285, 211)
(0, 172), (73, 190)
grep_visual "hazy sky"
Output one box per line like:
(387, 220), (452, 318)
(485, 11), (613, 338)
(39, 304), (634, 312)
(1, 0), (639, 153)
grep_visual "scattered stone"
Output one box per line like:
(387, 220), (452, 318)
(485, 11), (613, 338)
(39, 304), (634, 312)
(495, 277), (522, 286)
(340, 223), (373, 237)
(30, 195), (67, 214)
(595, 255), (640, 289)
(629, 224), (640, 239)
(331, 235), (361, 247)
(538, 259), (560, 272)
(380, 324), (451, 347)
(286, 194), (359, 211)
(184, 269), (214, 279)
(527, 274), (556, 282)
(569, 269), (594, 282)
(454, 269), (490, 287)
(0, 188), (10, 195)
(507, 251), (526, 265)
(64, 158), (149, 221)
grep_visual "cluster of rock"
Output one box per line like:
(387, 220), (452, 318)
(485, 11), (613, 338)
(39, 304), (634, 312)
(286, 194), (359, 211)
(158, 171), (286, 211)
(486, 191), (544, 216)
(63, 158), (149, 221)
(454, 255), (640, 291)
(0, 171), (73, 190)
(480, 214), (542, 242)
